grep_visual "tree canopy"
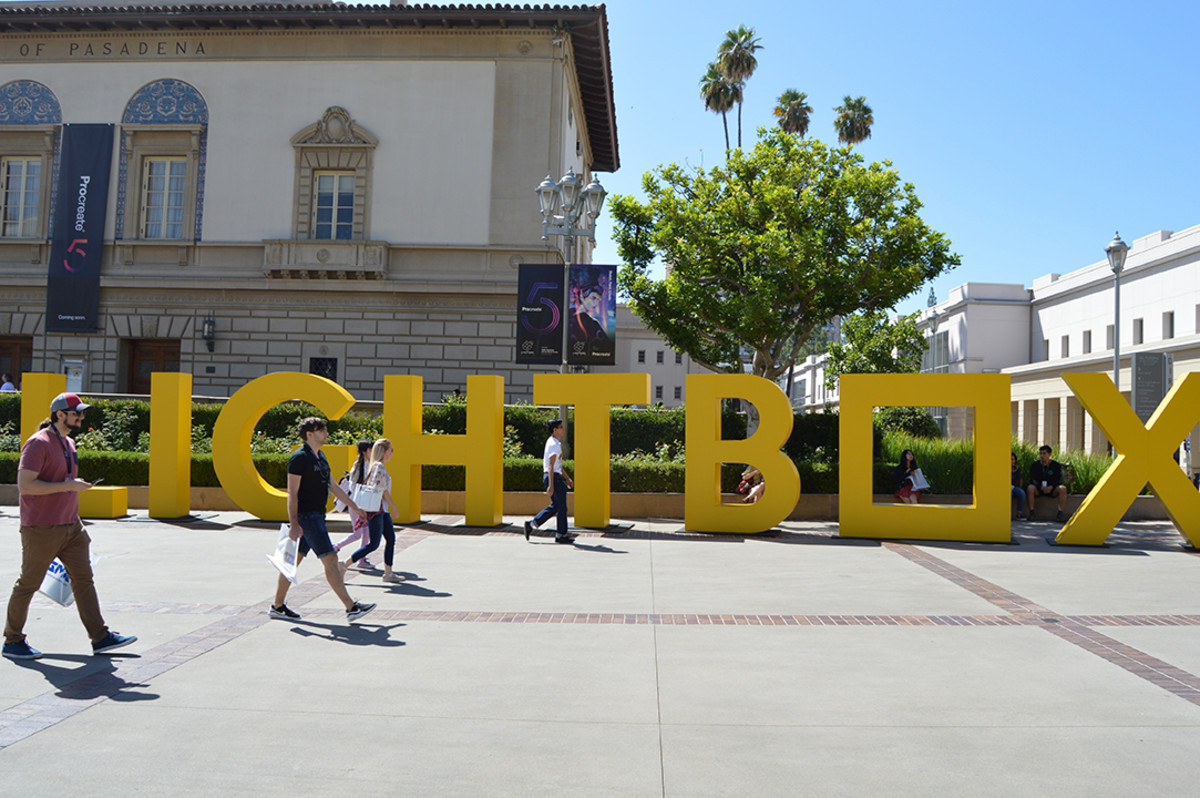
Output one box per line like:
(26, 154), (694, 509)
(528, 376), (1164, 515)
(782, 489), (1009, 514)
(834, 95), (874, 146)
(823, 310), (926, 390)
(773, 89), (812, 137)
(700, 62), (737, 153)
(610, 127), (959, 383)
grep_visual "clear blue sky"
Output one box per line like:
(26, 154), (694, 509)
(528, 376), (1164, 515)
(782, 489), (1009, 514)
(590, 0), (1200, 316)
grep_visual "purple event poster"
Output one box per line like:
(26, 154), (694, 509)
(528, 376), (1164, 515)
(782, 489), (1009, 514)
(516, 263), (565, 364)
(567, 264), (616, 365)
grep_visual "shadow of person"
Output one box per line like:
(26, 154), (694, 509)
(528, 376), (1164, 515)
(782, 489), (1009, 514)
(569, 541), (626, 553)
(287, 620), (407, 647)
(387, 582), (452, 598)
(12, 655), (159, 702)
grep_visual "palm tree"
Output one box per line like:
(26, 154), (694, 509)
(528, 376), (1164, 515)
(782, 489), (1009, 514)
(833, 95), (874, 146)
(716, 25), (762, 148)
(773, 89), (812, 137)
(700, 62), (737, 153)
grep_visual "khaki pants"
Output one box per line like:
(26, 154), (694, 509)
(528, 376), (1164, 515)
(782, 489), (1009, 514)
(5, 520), (109, 645)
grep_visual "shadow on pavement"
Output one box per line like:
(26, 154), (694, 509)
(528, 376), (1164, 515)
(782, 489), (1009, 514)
(12, 655), (160, 702)
(288, 620), (406, 647)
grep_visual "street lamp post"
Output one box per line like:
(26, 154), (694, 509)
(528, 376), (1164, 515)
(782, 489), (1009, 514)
(1105, 232), (1129, 390)
(534, 170), (607, 450)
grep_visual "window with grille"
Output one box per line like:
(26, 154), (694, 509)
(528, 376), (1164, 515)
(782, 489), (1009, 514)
(1, 157), (40, 238)
(309, 357), (338, 382)
(142, 157), (187, 239)
(655, 385), (663, 400)
(675, 351), (682, 364)
(673, 386), (681, 400)
(656, 351), (664, 364)
(313, 171), (355, 240)
(1083, 330), (1092, 354)
(637, 350), (645, 363)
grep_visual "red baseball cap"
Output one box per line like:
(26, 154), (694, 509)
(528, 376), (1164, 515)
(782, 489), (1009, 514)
(50, 392), (92, 414)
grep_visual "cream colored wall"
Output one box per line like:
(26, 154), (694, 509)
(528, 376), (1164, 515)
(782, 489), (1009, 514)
(23, 58), (498, 244)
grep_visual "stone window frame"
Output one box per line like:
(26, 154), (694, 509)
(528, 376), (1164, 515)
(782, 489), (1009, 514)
(290, 107), (378, 241)
(119, 126), (202, 242)
(0, 80), (62, 241)
(116, 79), (209, 243)
(0, 147), (51, 239)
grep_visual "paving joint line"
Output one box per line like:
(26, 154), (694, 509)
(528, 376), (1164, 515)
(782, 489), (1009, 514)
(882, 540), (1200, 707)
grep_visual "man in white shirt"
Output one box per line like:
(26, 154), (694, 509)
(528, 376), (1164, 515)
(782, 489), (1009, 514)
(524, 419), (575, 544)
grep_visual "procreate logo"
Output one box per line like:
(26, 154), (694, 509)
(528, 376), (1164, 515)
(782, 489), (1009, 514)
(63, 174), (93, 271)
(63, 239), (87, 272)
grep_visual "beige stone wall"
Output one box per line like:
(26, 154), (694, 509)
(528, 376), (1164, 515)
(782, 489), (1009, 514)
(0, 24), (613, 402)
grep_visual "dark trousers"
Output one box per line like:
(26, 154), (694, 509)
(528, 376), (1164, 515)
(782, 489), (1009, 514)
(350, 512), (395, 567)
(533, 473), (569, 536)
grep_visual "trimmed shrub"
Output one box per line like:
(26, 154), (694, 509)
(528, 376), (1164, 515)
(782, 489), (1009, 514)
(874, 406), (942, 439)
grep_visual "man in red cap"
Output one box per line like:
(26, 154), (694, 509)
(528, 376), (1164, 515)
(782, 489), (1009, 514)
(3, 392), (136, 660)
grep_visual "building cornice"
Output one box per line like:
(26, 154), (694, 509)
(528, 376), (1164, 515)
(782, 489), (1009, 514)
(0, 2), (619, 171)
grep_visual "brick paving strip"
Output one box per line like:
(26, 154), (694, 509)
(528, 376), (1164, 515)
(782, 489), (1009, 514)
(883, 541), (1200, 706)
(5, 527), (1200, 749)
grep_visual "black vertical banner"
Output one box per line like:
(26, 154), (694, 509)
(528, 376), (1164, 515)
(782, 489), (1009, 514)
(516, 264), (565, 364)
(46, 123), (115, 333)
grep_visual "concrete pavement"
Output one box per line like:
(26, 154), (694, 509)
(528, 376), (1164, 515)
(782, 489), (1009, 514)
(2, 508), (1200, 796)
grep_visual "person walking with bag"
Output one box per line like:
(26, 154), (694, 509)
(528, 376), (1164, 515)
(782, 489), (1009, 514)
(333, 440), (374, 568)
(269, 417), (376, 624)
(343, 438), (404, 583)
(524, 419), (575, 544)
(3, 393), (136, 660)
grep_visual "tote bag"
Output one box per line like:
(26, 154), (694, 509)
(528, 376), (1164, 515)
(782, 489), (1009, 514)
(351, 481), (383, 513)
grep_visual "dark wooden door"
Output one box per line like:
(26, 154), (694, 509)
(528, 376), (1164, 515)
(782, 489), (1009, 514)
(126, 339), (180, 394)
(0, 336), (33, 387)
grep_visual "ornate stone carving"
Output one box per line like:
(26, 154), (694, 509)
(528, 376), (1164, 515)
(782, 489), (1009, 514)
(295, 106), (376, 145)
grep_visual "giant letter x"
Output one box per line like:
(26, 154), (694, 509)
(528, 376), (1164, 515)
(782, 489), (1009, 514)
(1057, 372), (1200, 546)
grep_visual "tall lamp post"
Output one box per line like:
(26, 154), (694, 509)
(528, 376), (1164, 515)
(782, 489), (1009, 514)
(1105, 232), (1129, 390)
(534, 170), (607, 449)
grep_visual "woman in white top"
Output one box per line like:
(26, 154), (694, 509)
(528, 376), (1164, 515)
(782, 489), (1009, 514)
(343, 438), (403, 582)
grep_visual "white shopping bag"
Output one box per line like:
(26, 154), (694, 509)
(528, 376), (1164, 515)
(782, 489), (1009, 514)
(266, 523), (300, 584)
(39, 558), (75, 607)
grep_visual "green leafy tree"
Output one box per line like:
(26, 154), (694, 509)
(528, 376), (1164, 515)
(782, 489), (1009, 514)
(611, 127), (958, 384)
(700, 62), (738, 153)
(773, 89), (812, 136)
(834, 95), (874, 146)
(824, 310), (925, 390)
(716, 25), (762, 148)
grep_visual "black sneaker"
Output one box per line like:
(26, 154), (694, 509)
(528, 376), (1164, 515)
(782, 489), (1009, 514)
(524, 521), (533, 541)
(268, 604), (301, 620)
(347, 601), (376, 622)
(93, 632), (137, 655)
(554, 534), (575, 544)
(2, 640), (43, 660)
(1055, 510), (1064, 522)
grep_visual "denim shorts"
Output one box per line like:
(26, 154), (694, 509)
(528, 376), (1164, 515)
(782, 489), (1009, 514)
(297, 511), (335, 559)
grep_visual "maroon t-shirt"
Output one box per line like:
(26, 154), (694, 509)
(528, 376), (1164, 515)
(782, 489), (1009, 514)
(18, 427), (79, 526)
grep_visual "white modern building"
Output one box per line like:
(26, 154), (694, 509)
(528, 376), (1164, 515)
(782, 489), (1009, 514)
(785, 225), (1200, 457)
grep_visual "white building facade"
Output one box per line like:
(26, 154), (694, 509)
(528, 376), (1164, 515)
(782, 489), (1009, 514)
(785, 225), (1200, 458)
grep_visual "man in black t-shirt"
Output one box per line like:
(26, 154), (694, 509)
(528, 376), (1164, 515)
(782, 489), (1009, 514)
(1026, 444), (1067, 522)
(269, 417), (376, 624)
